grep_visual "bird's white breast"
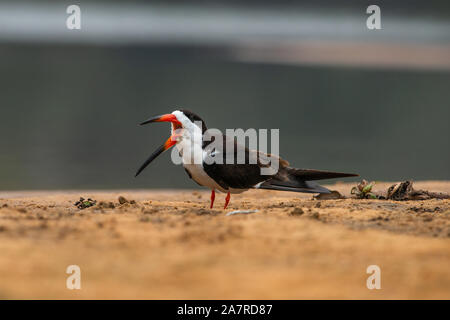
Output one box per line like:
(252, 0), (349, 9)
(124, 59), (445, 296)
(183, 162), (228, 193)
(176, 132), (228, 193)
(171, 110), (247, 194)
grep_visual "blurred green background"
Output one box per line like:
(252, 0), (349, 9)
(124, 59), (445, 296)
(0, 0), (449, 190)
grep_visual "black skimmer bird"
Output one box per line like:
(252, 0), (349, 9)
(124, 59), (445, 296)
(135, 109), (358, 209)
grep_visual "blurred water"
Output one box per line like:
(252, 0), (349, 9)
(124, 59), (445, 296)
(0, 44), (449, 190)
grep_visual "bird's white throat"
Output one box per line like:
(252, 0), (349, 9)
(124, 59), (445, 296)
(171, 111), (227, 191)
(171, 110), (204, 165)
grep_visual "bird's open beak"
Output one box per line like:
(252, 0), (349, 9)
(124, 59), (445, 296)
(135, 114), (182, 177)
(139, 114), (180, 126)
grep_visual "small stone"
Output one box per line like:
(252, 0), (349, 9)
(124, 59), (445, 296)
(141, 208), (158, 214)
(314, 190), (344, 200)
(226, 210), (258, 216)
(118, 196), (128, 204)
(308, 211), (320, 219)
(98, 201), (115, 209)
(289, 208), (304, 216)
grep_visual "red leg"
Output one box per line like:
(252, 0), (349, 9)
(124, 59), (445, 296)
(210, 189), (215, 209)
(224, 192), (231, 209)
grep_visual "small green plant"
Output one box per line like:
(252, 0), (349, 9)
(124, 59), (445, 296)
(75, 197), (97, 209)
(351, 180), (377, 199)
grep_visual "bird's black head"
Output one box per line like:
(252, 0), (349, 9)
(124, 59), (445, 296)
(135, 108), (208, 177)
(178, 109), (207, 134)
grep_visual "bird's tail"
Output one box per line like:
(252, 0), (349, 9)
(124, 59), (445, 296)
(257, 167), (358, 194)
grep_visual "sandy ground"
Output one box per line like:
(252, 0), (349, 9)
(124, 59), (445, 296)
(0, 181), (449, 299)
